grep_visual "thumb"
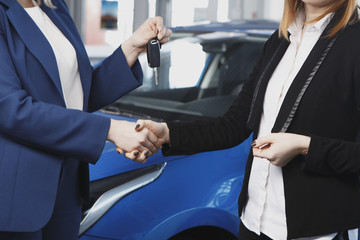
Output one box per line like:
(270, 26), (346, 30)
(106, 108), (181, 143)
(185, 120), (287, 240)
(135, 119), (145, 132)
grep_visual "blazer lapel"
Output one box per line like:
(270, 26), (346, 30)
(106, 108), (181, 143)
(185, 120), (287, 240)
(247, 38), (289, 131)
(4, 0), (64, 99)
(272, 15), (339, 133)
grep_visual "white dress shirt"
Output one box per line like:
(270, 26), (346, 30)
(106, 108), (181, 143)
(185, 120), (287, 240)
(25, 5), (84, 110)
(240, 13), (356, 240)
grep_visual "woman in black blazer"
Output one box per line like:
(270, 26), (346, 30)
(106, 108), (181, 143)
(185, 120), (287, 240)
(129, 0), (360, 239)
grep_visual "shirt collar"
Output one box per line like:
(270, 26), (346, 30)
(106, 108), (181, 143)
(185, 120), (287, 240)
(288, 12), (334, 36)
(311, 12), (334, 32)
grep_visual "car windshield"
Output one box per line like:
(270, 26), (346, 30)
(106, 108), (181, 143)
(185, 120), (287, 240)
(102, 33), (266, 121)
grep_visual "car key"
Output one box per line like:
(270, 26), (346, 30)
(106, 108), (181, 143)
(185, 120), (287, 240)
(147, 37), (161, 86)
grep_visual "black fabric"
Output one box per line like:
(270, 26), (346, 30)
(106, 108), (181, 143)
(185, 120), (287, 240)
(163, 10), (360, 239)
(238, 222), (349, 240)
(333, 231), (350, 240)
(238, 222), (272, 240)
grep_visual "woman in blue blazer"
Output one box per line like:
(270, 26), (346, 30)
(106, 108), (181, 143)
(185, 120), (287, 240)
(0, 0), (171, 239)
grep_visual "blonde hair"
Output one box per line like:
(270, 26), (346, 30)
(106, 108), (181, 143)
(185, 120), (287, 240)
(34, 0), (56, 8)
(279, 0), (359, 40)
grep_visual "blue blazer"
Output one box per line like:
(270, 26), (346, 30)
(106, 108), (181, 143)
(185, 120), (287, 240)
(0, 0), (143, 232)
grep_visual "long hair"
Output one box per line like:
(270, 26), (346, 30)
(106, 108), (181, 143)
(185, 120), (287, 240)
(279, 0), (359, 40)
(34, 0), (56, 8)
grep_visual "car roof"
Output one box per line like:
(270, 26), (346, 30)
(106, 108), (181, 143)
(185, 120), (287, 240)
(170, 19), (279, 36)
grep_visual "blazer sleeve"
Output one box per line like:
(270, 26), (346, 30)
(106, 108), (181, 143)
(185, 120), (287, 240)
(87, 47), (143, 112)
(303, 135), (360, 176)
(162, 33), (277, 156)
(303, 35), (360, 177)
(0, 19), (110, 164)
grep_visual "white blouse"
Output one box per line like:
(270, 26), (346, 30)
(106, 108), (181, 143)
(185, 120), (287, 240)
(241, 13), (356, 240)
(25, 6), (84, 110)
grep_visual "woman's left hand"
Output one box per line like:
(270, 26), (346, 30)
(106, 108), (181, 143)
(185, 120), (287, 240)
(121, 16), (172, 66)
(252, 133), (311, 167)
(129, 16), (172, 50)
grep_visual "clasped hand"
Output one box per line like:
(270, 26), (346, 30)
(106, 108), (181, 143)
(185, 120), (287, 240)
(111, 119), (168, 163)
(107, 119), (167, 163)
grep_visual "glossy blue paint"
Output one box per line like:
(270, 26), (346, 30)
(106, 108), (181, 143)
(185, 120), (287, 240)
(79, 21), (271, 240)
(80, 136), (252, 240)
(90, 112), (184, 181)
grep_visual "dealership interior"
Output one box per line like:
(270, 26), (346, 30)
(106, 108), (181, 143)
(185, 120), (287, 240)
(63, 0), (284, 60)
(64, 0), (360, 63)
(4, 0), (360, 239)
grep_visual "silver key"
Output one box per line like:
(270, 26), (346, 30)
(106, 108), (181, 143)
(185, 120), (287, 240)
(153, 67), (158, 86)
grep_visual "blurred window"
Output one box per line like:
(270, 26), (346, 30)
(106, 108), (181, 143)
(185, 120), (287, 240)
(84, 0), (134, 64)
(138, 39), (206, 90)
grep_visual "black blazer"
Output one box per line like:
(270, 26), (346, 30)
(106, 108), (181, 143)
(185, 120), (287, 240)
(163, 13), (360, 239)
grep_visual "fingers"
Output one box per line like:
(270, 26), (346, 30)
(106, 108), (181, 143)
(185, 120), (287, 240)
(116, 147), (124, 154)
(157, 25), (171, 42)
(134, 128), (158, 154)
(147, 16), (163, 37)
(147, 129), (162, 149)
(159, 27), (172, 44)
(251, 135), (274, 159)
(114, 119), (165, 163)
(154, 16), (163, 34)
(123, 150), (150, 163)
(135, 119), (145, 132)
(251, 135), (273, 149)
(148, 16), (171, 42)
(122, 126), (159, 155)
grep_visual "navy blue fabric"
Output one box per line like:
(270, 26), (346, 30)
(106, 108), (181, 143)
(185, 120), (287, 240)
(0, 0), (143, 232)
(0, 159), (82, 239)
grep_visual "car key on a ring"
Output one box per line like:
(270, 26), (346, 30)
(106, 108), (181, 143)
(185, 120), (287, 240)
(147, 37), (161, 86)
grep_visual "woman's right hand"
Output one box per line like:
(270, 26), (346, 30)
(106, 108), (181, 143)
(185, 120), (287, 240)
(135, 119), (170, 145)
(107, 119), (162, 162)
(119, 119), (170, 161)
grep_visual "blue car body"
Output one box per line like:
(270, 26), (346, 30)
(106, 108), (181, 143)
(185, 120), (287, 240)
(80, 113), (252, 240)
(79, 20), (277, 240)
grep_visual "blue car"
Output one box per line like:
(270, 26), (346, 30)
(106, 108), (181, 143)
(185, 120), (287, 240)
(79, 20), (278, 240)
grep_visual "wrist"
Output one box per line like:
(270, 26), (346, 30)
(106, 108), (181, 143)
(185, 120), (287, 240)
(121, 39), (142, 67)
(107, 119), (124, 143)
(107, 119), (116, 142)
(161, 122), (170, 144)
(299, 135), (311, 155)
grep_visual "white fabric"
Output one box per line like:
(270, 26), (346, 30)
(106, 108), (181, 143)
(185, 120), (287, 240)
(240, 13), (357, 240)
(25, 6), (84, 110)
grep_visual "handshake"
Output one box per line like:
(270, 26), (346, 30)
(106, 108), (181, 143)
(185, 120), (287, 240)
(107, 119), (170, 163)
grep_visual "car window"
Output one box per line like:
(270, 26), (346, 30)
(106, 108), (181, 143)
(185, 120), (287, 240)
(103, 35), (267, 121)
(136, 38), (207, 91)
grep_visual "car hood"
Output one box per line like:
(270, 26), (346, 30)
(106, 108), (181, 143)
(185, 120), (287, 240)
(89, 112), (182, 181)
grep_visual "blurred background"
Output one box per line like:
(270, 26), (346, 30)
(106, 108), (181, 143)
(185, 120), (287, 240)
(64, 0), (286, 58)
(64, 0), (360, 68)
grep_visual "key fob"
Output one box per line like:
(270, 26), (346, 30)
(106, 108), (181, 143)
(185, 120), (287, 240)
(147, 38), (160, 68)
